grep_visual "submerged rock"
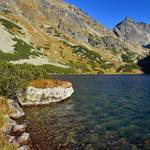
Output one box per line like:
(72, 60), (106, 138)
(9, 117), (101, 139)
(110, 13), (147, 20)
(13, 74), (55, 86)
(2, 118), (16, 135)
(20, 80), (74, 106)
(13, 124), (26, 133)
(17, 132), (30, 145)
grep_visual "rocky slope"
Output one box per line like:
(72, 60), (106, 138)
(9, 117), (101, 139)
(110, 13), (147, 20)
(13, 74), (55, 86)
(113, 17), (150, 48)
(0, 0), (149, 74)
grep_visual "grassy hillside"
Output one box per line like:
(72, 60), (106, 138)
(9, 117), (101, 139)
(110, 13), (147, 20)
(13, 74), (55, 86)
(0, 0), (147, 74)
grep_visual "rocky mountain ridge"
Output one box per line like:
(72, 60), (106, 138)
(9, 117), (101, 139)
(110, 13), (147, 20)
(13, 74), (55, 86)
(113, 17), (150, 47)
(0, 0), (149, 74)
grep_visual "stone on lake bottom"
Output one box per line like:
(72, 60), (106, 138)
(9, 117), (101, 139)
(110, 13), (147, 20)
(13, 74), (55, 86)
(18, 132), (30, 145)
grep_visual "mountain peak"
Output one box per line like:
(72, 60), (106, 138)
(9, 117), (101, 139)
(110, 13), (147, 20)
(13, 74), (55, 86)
(113, 17), (150, 46)
(124, 17), (134, 22)
(0, 0), (148, 74)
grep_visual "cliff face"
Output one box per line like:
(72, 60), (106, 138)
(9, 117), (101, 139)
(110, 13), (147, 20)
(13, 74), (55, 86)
(113, 17), (150, 47)
(0, 0), (149, 73)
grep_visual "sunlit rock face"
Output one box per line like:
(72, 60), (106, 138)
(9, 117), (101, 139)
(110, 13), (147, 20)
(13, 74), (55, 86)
(22, 80), (74, 106)
(113, 17), (150, 46)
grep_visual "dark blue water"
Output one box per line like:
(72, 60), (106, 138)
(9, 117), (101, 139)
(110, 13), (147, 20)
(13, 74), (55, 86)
(23, 75), (150, 150)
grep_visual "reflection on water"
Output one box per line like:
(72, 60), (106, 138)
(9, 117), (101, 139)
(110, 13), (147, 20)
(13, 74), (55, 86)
(22, 75), (150, 150)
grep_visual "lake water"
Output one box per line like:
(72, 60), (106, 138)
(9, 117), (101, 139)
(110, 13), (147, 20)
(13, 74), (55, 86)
(22, 75), (150, 150)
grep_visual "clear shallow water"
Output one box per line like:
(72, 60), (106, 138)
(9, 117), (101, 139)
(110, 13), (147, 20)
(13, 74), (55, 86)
(22, 75), (150, 150)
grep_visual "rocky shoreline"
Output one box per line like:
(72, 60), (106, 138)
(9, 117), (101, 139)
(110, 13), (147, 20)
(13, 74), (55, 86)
(1, 80), (74, 150)
(2, 99), (30, 150)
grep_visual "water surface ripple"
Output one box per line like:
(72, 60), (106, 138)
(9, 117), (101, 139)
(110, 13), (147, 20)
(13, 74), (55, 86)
(23, 75), (150, 150)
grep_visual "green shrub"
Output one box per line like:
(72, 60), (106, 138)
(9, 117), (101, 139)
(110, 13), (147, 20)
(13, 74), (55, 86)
(0, 18), (22, 30)
(0, 61), (77, 99)
(72, 45), (116, 72)
(72, 45), (106, 65)
(0, 38), (41, 61)
(121, 53), (134, 63)
(117, 64), (140, 73)
(0, 62), (49, 99)
(0, 18), (23, 34)
(67, 60), (90, 73)
(41, 64), (76, 74)
(101, 63), (114, 69)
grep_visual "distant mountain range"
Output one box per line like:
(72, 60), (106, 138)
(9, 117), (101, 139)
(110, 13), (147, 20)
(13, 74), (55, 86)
(0, 0), (149, 74)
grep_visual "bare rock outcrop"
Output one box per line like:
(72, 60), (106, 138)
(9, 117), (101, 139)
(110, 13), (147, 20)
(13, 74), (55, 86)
(17, 132), (30, 145)
(113, 17), (150, 47)
(7, 99), (25, 119)
(20, 80), (74, 106)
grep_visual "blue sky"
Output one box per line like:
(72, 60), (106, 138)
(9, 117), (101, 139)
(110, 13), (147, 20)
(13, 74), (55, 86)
(65, 0), (150, 29)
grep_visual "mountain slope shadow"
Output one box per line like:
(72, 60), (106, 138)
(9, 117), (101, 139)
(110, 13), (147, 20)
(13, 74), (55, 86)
(138, 53), (150, 74)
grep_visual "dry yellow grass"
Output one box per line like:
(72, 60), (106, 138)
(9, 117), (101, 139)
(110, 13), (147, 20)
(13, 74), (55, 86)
(0, 97), (12, 116)
(0, 97), (17, 150)
(29, 79), (72, 88)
